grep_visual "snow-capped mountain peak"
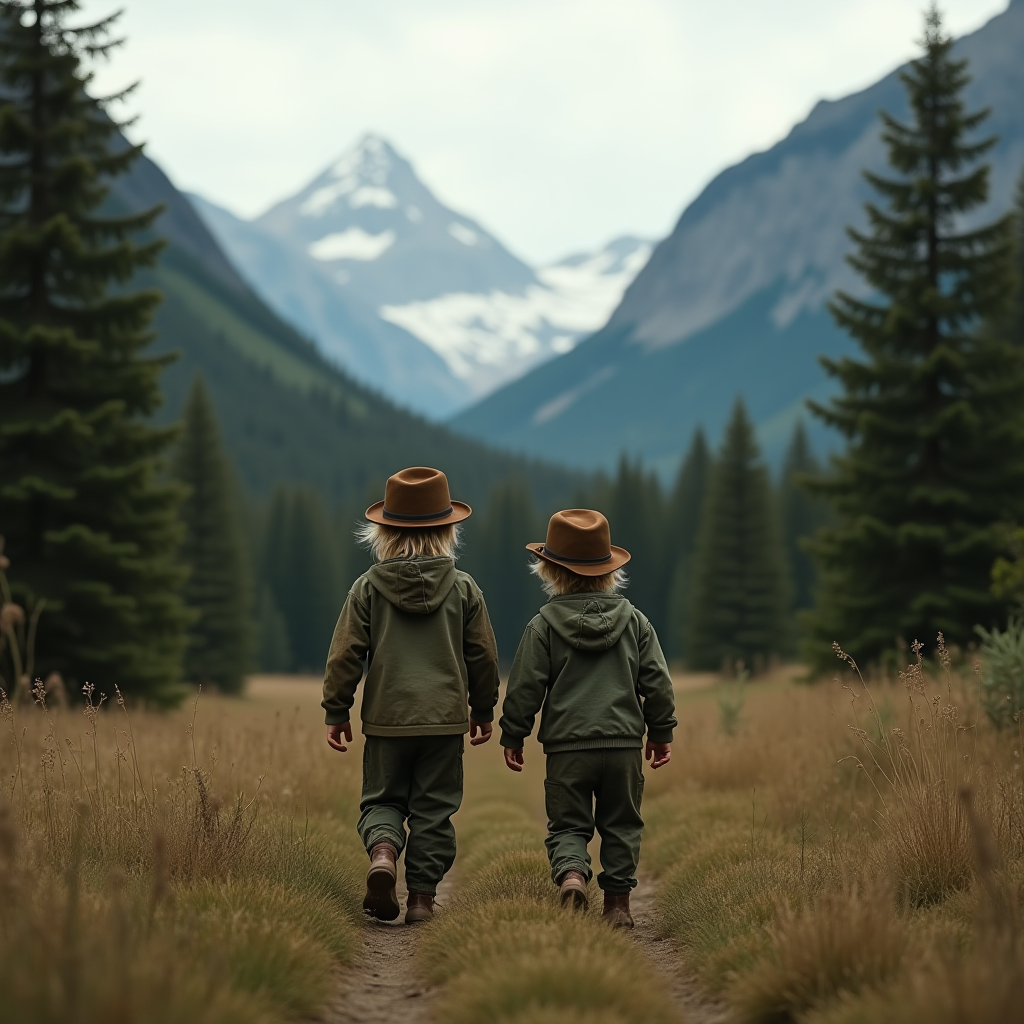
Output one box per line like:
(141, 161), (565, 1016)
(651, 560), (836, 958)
(298, 135), (398, 218)
(191, 134), (655, 418)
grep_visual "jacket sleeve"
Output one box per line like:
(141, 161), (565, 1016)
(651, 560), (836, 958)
(321, 583), (372, 725)
(498, 621), (551, 747)
(636, 614), (677, 743)
(464, 581), (500, 721)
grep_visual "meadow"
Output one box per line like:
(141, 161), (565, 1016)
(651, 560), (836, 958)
(1, 649), (1022, 1024)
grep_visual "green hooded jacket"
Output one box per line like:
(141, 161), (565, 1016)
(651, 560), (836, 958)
(498, 594), (676, 753)
(322, 556), (500, 736)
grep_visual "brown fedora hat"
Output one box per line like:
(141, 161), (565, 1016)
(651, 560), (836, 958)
(365, 467), (472, 528)
(526, 509), (630, 577)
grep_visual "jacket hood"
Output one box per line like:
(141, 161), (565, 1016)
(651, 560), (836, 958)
(366, 556), (458, 614)
(539, 594), (634, 651)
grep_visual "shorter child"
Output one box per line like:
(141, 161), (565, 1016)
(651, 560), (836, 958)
(323, 467), (500, 924)
(499, 509), (676, 927)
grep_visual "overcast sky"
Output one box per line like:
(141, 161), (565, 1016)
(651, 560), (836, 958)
(92, 0), (1007, 265)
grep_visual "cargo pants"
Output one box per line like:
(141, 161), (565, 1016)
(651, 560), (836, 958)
(356, 734), (464, 896)
(543, 747), (644, 894)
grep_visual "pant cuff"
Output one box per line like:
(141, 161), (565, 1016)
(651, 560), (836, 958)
(405, 880), (438, 897)
(597, 880), (636, 894)
(364, 826), (405, 855)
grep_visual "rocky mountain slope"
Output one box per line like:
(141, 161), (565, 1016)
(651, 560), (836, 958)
(453, 1), (1024, 473)
(105, 150), (577, 508)
(191, 136), (650, 416)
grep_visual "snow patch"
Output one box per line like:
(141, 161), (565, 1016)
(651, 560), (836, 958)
(406, 205), (423, 222)
(299, 136), (394, 217)
(449, 222), (479, 246)
(532, 367), (617, 425)
(349, 186), (398, 209)
(378, 240), (651, 394)
(309, 228), (396, 261)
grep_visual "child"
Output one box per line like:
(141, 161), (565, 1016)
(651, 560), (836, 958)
(499, 508), (676, 928)
(323, 467), (500, 924)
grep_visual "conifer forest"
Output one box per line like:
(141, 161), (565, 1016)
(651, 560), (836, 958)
(1, 2), (1024, 1023)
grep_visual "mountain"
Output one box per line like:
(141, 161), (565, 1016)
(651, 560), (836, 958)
(452, 1), (1024, 475)
(103, 151), (579, 510)
(190, 135), (651, 416)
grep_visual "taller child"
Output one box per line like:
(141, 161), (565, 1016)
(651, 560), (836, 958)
(499, 509), (676, 927)
(323, 467), (500, 924)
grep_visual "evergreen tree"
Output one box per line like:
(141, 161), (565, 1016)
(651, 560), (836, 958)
(173, 377), (252, 693)
(254, 585), (291, 673)
(261, 486), (344, 671)
(260, 487), (294, 668)
(664, 429), (711, 658)
(805, 7), (1024, 670)
(1012, 167), (1024, 345)
(604, 456), (666, 627)
(687, 401), (790, 672)
(779, 421), (829, 615)
(0, 1), (188, 698)
(464, 480), (540, 664)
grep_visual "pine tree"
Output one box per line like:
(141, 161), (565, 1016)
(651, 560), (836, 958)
(261, 487), (344, 672)
(260, 487), (294, 668)
(465, 480), (540, 664)
(664, 430), (711, 659)
(254, 585), (291, 673)
(173, 377), (252, 693)
(805, 7), (1024, 670)
(779, 421), (829, 615)
(604, 456), (666, 627)
(1012, 167), (1024, 345)
(0, 1), (189, 698)
(687, 401), (790, 672)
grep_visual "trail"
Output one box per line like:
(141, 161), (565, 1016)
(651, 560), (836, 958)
(630, 877), (732, 1024)
(320, 872), (450, 1024)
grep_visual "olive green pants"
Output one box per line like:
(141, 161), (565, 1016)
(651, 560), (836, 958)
(543, 748), (645, 895)
(357, 734), (464, 896)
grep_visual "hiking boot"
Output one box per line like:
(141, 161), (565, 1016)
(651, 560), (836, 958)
(363, 842), (400, 921)
(602, 892), (634, 929)
(558, 870), (589, 912)
(405, 891), (435, 924)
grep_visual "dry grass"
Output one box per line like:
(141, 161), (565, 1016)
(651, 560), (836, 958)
(0, 675), (366, 1023)
(417, 749), (686, 1024)
(643, 644), (1024, 1023)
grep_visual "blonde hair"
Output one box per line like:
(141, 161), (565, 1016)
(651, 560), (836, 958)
(530, 558), (627, 598)
(356, 521), (462, 563)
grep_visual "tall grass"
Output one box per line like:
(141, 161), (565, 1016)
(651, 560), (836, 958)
(642, 644), (1024, 1023)
(0, 677), (366, 1023)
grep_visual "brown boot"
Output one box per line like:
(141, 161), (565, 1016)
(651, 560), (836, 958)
(363, 842), (400, 921)
(405, 891), (435, 924)
(558, 870), (589, 912)
(602, 892), (634, 929)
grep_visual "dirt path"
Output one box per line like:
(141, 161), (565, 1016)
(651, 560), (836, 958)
(319, 873), (450, 1024)
(631, 877), (732, 1024)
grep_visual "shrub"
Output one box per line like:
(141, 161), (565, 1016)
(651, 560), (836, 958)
(975, 619), (1024, 729)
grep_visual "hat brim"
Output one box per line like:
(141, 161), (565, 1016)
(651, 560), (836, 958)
(365, 500), (472, 527)
(526, 542), (631, 576)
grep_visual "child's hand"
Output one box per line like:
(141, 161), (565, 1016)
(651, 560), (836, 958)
(469, 719), (492, 746)
(646, 740), (671, 769)
(504, 747), (524, 772)
(326, 722), (352, 752)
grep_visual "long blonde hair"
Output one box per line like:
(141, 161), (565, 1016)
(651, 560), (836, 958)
(530, 558), (627, 597)
(356, 521), (462, 563)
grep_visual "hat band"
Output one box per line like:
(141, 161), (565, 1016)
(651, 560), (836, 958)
(382, 505), (454, 522)
(543, 546), (612, 565)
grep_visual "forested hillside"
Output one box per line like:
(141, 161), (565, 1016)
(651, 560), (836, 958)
(107, 152), (578, 511)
